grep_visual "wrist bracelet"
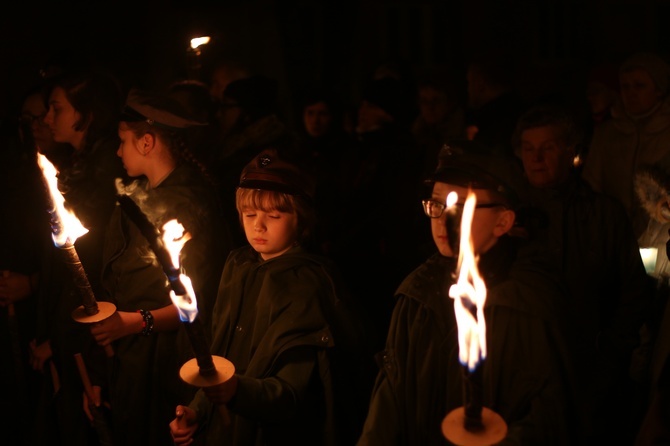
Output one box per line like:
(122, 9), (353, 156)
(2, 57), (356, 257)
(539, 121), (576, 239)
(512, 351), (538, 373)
(137, 309), (154, 336)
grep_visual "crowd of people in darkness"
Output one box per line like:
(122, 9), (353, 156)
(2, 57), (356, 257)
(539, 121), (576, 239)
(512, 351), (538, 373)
(2, 45), (670, 445)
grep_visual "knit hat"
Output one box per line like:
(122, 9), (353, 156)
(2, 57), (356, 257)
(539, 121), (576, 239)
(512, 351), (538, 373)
(122, 88), (207, 129)
(620, 52), (670, 95)
(425, 140), (526, 208)
(223, 75), (278, 120)
(239, 148), (316, 201)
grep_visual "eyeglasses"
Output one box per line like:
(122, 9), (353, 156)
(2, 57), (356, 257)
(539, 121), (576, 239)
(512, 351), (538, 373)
(421, 199), (504, 218)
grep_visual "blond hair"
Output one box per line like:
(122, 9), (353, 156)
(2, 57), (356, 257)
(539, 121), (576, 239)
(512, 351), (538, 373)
(236, 187), (316, 245)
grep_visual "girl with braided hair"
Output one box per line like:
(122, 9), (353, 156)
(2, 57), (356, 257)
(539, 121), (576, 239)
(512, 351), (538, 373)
(86, 88), (235, 445)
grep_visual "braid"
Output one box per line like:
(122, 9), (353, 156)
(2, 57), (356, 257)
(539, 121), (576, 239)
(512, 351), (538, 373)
(174, 136), (218, 188)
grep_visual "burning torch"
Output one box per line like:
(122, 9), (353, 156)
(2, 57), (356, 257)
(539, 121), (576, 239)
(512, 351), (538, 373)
(36, 153), (116, 357)
(186, 36), (211, 80)
(115, 195), (235, 425)
(442, 190), (506, 446)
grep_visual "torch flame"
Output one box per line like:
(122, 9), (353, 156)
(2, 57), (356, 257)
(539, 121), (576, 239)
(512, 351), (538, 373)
(162, 219), (198, 323)
(37, 153), (89, 247)
(446, 191), (458, 208)
(190, 36), (211, 50)
(449, 190), (487, 371)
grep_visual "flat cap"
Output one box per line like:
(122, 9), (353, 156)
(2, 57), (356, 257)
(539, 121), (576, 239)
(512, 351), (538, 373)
(122, 88), (207, 130)
(239, 148), (315, 201)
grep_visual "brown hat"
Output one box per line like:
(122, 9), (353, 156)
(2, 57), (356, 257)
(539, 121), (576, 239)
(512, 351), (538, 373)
(122, 88), (207, 130)
(239, 148), (315, 201)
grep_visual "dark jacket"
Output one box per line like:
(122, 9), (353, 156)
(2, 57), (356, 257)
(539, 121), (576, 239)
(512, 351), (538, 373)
(190, 245), (370, 446)
(99, 163), (231, 446)
(357, 236), (579, 445)
(526, 173), (651, 443)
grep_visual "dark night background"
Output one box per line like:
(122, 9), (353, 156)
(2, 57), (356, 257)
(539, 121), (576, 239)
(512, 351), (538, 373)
(1, 0), (669, 129)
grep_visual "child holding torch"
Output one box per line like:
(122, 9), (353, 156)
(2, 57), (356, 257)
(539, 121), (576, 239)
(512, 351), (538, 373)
(86, 89), (234, 446)
(169, 148), (370, 446)
(357, 141), (579, 445)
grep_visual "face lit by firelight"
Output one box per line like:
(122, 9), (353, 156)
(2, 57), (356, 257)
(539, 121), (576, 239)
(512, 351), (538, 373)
(430, 182), (509, 257)
(241, 202), (299, 260)
(519, 125), (574, 188)
(117, 123), (147, 178)
(44, 86), (85, 150)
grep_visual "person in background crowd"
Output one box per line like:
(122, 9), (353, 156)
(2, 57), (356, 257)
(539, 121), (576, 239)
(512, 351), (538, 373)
(338, 75), (424, 355)
(411, 66), (466, 179)
(207, 58), (251, 105)
(464, 49), (526, 156)
(295, 86), (358, 256)
(582, 52), (670, 279)
(585, 62), (620, 129)
(167, 78), (221, 169)
(513, 104), (651, 444)
(0, 84), (60, 446)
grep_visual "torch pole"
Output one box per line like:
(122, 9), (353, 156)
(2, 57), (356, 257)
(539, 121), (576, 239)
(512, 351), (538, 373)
(60, 243), (115, 357)
(442, 191), (506, 445)
(3, 271), (26, 394)
(35, 153), (116, 356)
(60, 244), (97, 314)
(74, 353), (115, 446)
(462, 365), (484, 432)
(116, 194), (235, 425)
(3, 271), (31, 431)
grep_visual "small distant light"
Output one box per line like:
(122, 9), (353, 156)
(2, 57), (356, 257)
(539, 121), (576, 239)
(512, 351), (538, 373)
(190, 36), (211, 50)
(573, 153), (582, 167)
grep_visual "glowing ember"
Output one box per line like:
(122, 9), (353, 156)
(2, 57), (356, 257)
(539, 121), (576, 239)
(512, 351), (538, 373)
(449, 190), (487, 371)
(162, 219), (198, 323)
(37, 153), (88, 247)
